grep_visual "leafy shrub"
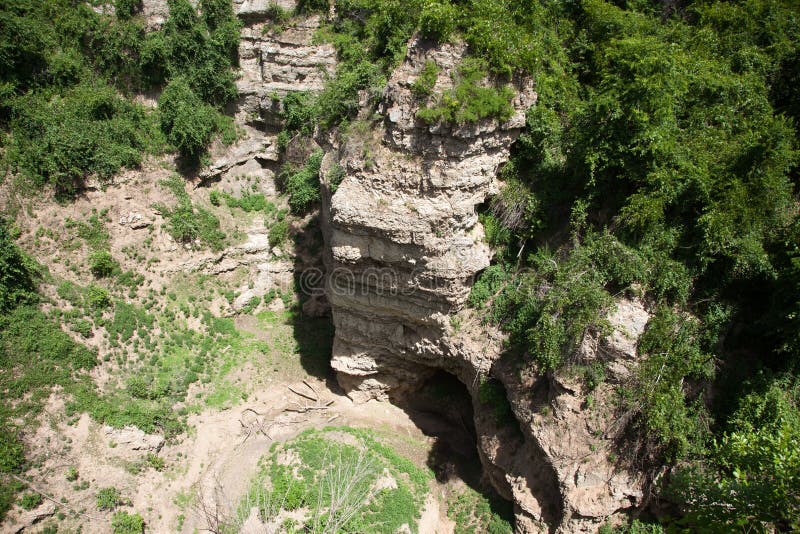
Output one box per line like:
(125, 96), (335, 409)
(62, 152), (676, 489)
(19, 492), (42, 510)
(668, 381), (800, 530)
(411, 60), (439, 98)
(479, 212), (511, 248)
(158, 176), (226, 250)
(209, 190), (222, 206)
(314, 61), (384, 129)
(89, 250), (117, 278)
(626, 308), (713, 461)
(419, 0), (458, 42)
(0, 220), (37, 312)
(66, 466), (79, 482)
(240, 296), (261, 314)
(163, 0), (239, 104)
(144, 453), (165, 471)
(224, 192), (268, 212)
(115, 0), (141, 19)
(71, 319), (93, 338)
(96, 487), (124, 511)
(295, 0), (328, 14)
(468, 265), (508, 309)
(86, 285), (111, 309)
(327, 163), (346, 193)
(268, 219), (290, 249)
(111, 511), (144, 534)
(478, 378), (516, 426)
(158, 78), (218, 160)
(281, 92), (315, 137)
(9, 83), (154, 194)
(417, 58), (514, 124)
(282, 151), (323, 214)
(200, 0), (234, 29)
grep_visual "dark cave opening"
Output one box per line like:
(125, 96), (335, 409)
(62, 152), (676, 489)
(402, 369), (480, 484)
(398, 368), (516, 527)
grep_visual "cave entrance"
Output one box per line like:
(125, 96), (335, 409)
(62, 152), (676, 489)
(401, 369), (481, 484)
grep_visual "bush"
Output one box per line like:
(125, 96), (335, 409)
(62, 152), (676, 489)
(668, 381), (800, 530)
(282, 151), (323, 214)
(19, 492), (42, 510)
(71, 319), (93, 338)
(224, 192), (268, 212)
(268, 219), (290, 249)
(111, 511), (144, 534)
(115, 0), (141, 19)
(417, 58), (514, 124)
(468, 265), (508, 309)
(0, 220), (37, 312)
(411, 60), (439, 98)
(144, 453), (165, 471)
(89, 250), (117, 278)
(419, 0), (458, 42)
(96, 487), (125, 511)
(66, 466), (79, 481)
(9, 83), (154, 194)
(200, 0), (234, 30)
(158, 176), (226, 250)
(478, 377), (515, 426)
(158, 78), (218, 160)
(87, 285), (111, 309)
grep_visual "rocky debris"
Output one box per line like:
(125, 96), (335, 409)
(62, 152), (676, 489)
(140, 0), (171, 29)
(104, 425), (164, 451)
(202, 125), (280, 190)
(118, 211), (151, 230)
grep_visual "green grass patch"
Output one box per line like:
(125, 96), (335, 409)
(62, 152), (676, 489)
(232, 427), (432, 533)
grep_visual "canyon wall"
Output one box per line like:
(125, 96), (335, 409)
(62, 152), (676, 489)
(320, 36), (651, 533)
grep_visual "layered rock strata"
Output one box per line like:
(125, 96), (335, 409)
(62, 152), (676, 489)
(321, 36), (650, 532)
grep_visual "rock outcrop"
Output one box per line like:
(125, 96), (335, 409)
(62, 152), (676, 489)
(323, 37), (535, 397)
(321, 36), (651, 533)
(236, 13), (336, 128)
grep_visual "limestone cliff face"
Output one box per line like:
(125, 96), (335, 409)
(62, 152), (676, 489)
(322, 37), (535, 396)
(321, 37), (650, 533)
